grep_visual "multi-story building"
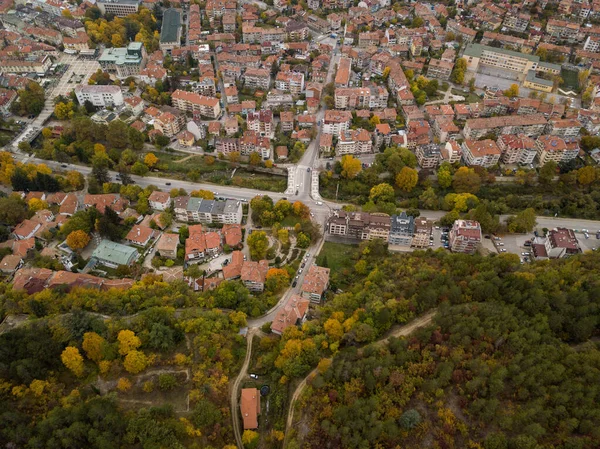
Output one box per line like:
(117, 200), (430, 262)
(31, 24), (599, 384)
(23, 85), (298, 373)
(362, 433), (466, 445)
(241, 260), (269, 292)
(463, 114), (547, 139)
(416, 144), (441, 169)
(497, 134), (537, 164)
(336, 129), (373, 155)
(97, 0), (140, 17)
(449, 220), (482, 254)
(446, 19), (477, 43)
(215, 137), (241, 156)
(159, 8), (182, 54)
(502, 11), (530, 33)
(546, 18), (580, 43)
(74, 85), (124, 107)
(548, 119), (581, 138)
(334, 86), (388, 109)
(358, 31), (380, 48)
(240, 130), (271, 159)
(174, 196), (242, 224)
(247, 110), (274, 138)
(301, 265), (330, 303)
(99, 42), (147, 78)
(426, 59), (454, 80)
(433, 116), (460, 143)
(535, 135), (578, 165)
(323, 110), (352, 136)
(480, 32), (530, 52)
(279, 111), (294, 132)
(463, 43), (540, 79)
(275, 71), (305, 95)
(242, 25), (285, 44)
(326, 211), (391, 241)
(531, 227), (581, 259)
(388, 212), (414, 247)
(461, 139), (502, 168)
(242, 68), (271, 90)
(154, 110), (185, 137)
(334, 57), (352, 87)
(171, 90), (221, 118)
(0, 55), (52, 75)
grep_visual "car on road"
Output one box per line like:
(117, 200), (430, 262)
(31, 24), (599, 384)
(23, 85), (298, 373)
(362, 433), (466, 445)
(61, 164), (67, 168)
(292, 281), (297, 287)
(307, 167), (311, 172)
(249, 374), (258, 379)
(166, 182), (171, 186)
(298, 268), (303, 274)
(500, 249), (507, 252)
(316, 201), (323, 205)
(295, 190), (299, 195)
(301, 263), (305, 268)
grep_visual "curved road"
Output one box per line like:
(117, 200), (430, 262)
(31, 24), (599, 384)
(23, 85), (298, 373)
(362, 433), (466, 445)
(231, 328), (257, 448)
(283, 310), (437, 448)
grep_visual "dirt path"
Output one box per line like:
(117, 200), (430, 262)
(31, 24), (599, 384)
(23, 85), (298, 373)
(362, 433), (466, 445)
(171, 154), (197, 164)
(283, 310), (437, 448)
(231, 328), (256, 449)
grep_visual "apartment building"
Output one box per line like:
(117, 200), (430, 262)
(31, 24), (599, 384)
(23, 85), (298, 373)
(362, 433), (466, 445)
(171, 90), (221, 118)
(463, 114), (547, 139)
(154, 110), (185, 137)
(335, 57), (352, 87)
(326, 211), (391, 241)
(97, 0), (140, 17)
(446, 19), (477, 43)
(502, 11), (530, 33)
(275, 71), (305, 95)
(463, 43), (539, 78)
(271, 295), (310, 335)
(247, 110), (274, 138)
(174, 196), (242, 224)
(215, 137), (241, 156)
(548, 119), (581, 138)
(535, 135), (578, 165)
(546, 18), (580, 43)
(74, 85), (124, 107)
(461, 139), (502, 168)
(323, 110), (352, 136)
(531, 227), (581, 259)
(99, 42), (147, 78)
(449, 220), (482, 254)
(358, 31), (380, 48)
(388, 212), (415, 247)
(497, 134), (537, 164)
(241, 260), (269, 292)
(301, 265), (330, 303)
(426, 59), (454, 81)
(279, 111), (294, 132)
(416, 144), (441, 169)
(336, 129), (373, 155)
(242, 68), (271, 90)
(433, 116), (460, 143)
(334, 86), (388, 109)
(242, 25), (285, 44)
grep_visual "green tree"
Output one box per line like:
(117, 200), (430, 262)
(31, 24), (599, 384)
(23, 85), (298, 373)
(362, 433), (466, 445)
(452, 167), (481, 193)
(450, 58), (467, 84)
(369, 183), (395, 204)
(395, 167), (418, 192)
(11, 81), (45, 116)
(577, 166), (596, 185)
(340, 155), (362, 179)
(437, 163), (453, 189)
(507, 208), (537, 233)
(539, 161), (557, 185)
(248, 231), (269, 260)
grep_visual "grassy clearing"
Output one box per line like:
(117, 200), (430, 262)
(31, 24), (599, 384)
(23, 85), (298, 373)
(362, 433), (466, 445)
(561, 68), (579, 91)
(316, 241), (358, 275)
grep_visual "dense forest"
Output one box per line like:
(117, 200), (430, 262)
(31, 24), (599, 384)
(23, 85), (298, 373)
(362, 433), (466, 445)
(1, 245), (599, 448)
(252, 244), (600, 448)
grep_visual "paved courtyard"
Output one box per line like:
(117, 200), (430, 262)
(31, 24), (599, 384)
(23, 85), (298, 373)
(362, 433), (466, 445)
(50, 54), (101, 99)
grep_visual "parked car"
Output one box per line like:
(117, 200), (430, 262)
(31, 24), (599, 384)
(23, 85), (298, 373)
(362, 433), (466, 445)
(292, 281), (297, 287)
(249, 374), (258, 379)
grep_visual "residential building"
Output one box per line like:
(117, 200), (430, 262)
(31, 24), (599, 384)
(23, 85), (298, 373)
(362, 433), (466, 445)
(247, 110), (274, 138)
(243, 68), (271, 90)
(139, 66), (168, 85)
(334, 86), (388, 109)
(241, 388), (260, 430)
(0, 89), (17, 115)
(301, 265), (330, 303)
(548, 119), (581, 138)
(497, 134), (537, 164)
(461, 139), (502, 168)
(426, 59), (454, 80)
(173, 197), (242, 224)
(271, 295), (310, 335)
(536, 135), (578, 164)
(275, 71), (305, 95)
(449, 220), (482, 254)
(241, 259), (269, 292)
(388, 212), (414, 247)
(125, 225), (155, 246)
(148, 191), (172, 211)
(463, 114), (547, 139)
(335, 57), (352, 87)
(0, 255), (23, 274)
(416, 144), (441, 169)
(336, 128), (373, 155)
(531, 227), (581, 259)
(97, 0), (140, 16)
(0, 55), (52, 74)
(160, 8), (182, 54)
(13, 220), (41, 240)
(326, 210), (391, 241)
(92, 240), (138, 267)
(446, 19), (477, 43)
(99, 42), (147, 78)
(279, 111), (294, 132)
(171, 90), (221, 118)
(323, 110), (352, 136)
(154, 110), (185, 137)
(156, 233), (179, 259)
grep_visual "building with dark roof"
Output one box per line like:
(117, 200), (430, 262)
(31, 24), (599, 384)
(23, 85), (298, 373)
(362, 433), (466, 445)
(160, 8), (182, 54)
(389, 212), (415, 246)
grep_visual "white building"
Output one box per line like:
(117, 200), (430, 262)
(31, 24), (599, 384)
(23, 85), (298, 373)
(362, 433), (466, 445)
(74, 85), (124, 107)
